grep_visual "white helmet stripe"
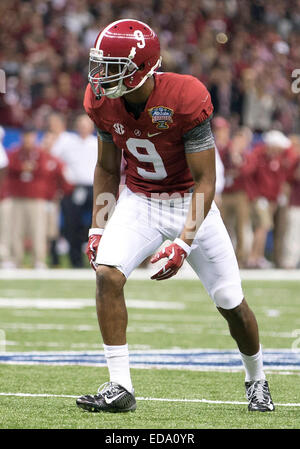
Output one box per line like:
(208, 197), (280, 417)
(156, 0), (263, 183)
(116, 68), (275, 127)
(95, 18), (151, 50)
(95, 19), (123, 50)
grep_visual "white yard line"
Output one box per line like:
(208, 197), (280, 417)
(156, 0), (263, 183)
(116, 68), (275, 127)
(0, 298), (184, 310)
(0, 268), (299, 281)
(3, 322), (298, 338)
(0, 392), (299, 407)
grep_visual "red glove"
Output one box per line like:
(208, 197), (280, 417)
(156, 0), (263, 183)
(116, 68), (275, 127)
(86, 228), (104, 271)
(150, 238), (191, 281)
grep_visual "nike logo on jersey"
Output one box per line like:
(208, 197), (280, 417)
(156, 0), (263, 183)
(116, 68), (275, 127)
(147, 132), (162, 138)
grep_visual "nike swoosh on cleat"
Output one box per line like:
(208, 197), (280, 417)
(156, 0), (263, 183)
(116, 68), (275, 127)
(104, 392), (126, 404)
(147, 132), (162, 137)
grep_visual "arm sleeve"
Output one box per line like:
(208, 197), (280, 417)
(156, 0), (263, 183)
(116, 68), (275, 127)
(96, 127), (114, 143)
(183, 116), (215, 154)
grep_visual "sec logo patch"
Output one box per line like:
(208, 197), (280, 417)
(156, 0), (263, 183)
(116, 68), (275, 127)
(113, 123), (125, 135)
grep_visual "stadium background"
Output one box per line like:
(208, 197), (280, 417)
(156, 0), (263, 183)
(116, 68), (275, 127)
(0, 0), (300, 270)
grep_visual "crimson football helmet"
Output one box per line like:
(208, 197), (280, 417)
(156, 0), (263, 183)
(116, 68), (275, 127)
(88, 19), (161, 99)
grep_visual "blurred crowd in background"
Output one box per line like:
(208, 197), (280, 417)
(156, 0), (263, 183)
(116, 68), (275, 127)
(0, 0), (299, 269)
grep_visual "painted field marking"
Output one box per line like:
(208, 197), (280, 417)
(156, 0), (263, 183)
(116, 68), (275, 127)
(0, 298), (184, 310)
(0, 268), (299, 281)
(0, 392), (299, 407)
(1, 322), (299, 339)
(0, 349), (299, 371)
(265, 309), (281, 318)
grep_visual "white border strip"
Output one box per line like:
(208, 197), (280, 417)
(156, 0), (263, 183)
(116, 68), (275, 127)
(0, 268), (299, 281)
(0, 392), (299, 407)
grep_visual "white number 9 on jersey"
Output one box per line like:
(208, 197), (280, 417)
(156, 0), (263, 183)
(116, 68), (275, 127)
(134, 30), (145, 48)
(126, 138), (167, 180)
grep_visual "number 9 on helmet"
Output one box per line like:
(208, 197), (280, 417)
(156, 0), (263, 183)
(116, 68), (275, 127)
(88, 19), (161, 99)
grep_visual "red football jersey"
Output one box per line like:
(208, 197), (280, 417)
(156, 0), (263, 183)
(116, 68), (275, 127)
(240, 143), (297, 202)
(84, 72), (213, 195)
(6, 147), (73, 200)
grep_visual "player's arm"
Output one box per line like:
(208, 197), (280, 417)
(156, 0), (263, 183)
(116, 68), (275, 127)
(179, 147), (216, 246)
(87, 134), (121, 270)
(151, 118), (216, 281)
(91, 135), (121, 228)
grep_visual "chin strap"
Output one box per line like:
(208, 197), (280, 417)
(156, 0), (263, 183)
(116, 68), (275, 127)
(105, 81), (128, 99)
(120, 57), (162, 97)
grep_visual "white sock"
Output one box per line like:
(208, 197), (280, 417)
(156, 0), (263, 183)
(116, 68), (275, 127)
(103, 343), (133, 393)
(239, 345), (266, 382)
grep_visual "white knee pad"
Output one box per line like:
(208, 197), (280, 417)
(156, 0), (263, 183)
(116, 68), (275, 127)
(213, 284), (244, 310)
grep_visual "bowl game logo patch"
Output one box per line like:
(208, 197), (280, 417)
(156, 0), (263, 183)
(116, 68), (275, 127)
(148, 106), (174, 129)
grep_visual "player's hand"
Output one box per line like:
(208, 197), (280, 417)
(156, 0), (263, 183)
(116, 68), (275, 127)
(86, 228), (104, 271)
(150, 238), (191, 281)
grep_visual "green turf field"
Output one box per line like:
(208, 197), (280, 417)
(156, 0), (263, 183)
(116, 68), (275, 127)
(0, 278), (299, 429)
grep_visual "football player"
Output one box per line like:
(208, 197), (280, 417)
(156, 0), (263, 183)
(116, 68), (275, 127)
(76, 19), (274, 413)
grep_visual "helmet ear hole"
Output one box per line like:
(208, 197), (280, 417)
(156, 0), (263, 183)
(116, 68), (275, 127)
(128, 62), (136, 72)
(138, 63), (145, 71)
